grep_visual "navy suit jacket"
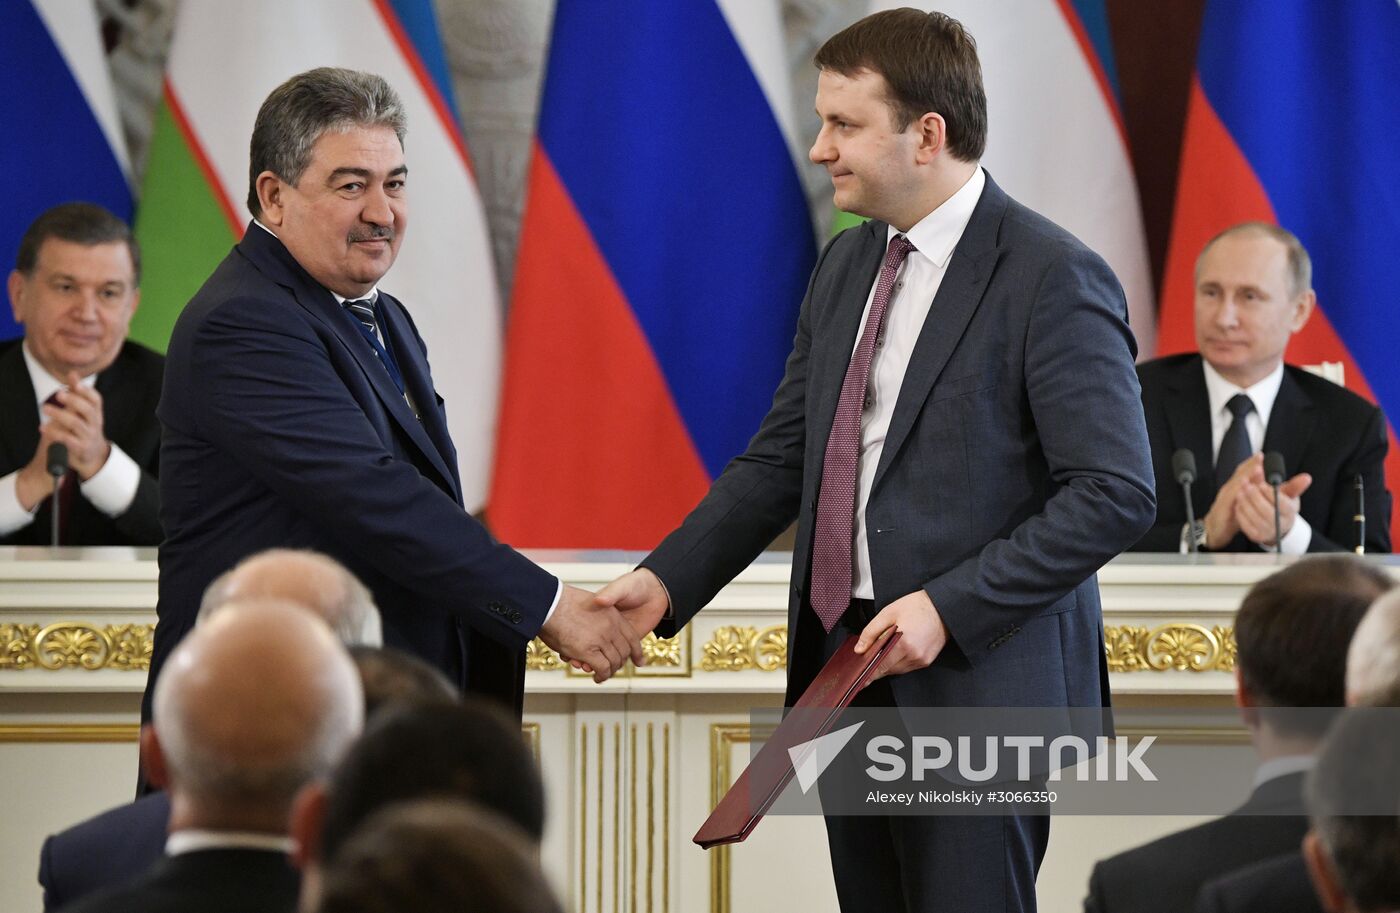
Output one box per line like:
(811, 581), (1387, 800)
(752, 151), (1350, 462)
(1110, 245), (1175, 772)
(56, 847), (298, 913)
(38, 792), (169, 910)
(146, 226), (556, 717)
(1084, 772), (1309, 913)
(1132, 353), (1390, 553)
(0, 339), (163, 546)
(644, 174), (1155, 711)
(1194, 852), (1323, 913)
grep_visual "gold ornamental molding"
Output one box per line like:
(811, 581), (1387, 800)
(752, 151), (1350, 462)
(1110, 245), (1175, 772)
(1105, 624), (1237, 673)
(699, 625), (788, 672)
(526, 631), (691, 678)
(709, 722), (777, 913)
(0, 622), (154, 671)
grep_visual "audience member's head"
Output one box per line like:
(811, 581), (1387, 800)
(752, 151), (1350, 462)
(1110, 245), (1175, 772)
(347, 644), (457, 718)
(146, 600), (363, 833)
(312, 800), (562, 913)
(199, 548), (382, 645)
(8, 202), (140, 380)
(290, 699), (543, 908)
(1233, 556), (1392, 741)
(1346, 588), (1400, 707)
(1193, 221), (1315, 388)
(1302, 709), (1400, 913)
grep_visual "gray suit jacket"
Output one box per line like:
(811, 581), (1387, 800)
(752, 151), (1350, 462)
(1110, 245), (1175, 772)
(644, 174), (1155, 710)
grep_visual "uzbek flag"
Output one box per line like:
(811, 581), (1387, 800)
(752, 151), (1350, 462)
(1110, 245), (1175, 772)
(2, 0), (132, 340)
(490, 0), (816, 548)
(131, 0), (502, 509)
(1158, 0), (1400, 543)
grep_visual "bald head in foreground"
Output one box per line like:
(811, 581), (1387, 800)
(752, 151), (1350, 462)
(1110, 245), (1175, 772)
(61, 602), (362, 913)
(199, 548), (382, 645)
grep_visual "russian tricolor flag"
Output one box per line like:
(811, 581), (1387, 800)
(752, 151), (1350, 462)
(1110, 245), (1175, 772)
(2, 0), (132, 341)
(1158, 0), (1400, 543)
(490, 0), (816, 548)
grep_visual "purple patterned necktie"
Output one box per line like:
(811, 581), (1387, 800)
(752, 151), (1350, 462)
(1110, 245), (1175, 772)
(809, 234), (915, 631)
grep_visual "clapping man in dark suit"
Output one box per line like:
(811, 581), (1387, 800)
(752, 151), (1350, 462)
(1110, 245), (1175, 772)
(59, 600), (363, 913)
(147, 68), (642, 732)
(1085, 556), (1392, 913)
(1, 203), (162, 546)
(596, 10), (1156, 911)
(1132, 222), (1390, 554)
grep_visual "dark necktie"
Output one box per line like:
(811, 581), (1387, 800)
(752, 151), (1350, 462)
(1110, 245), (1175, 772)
(42, 391), (77, 544)
(345, 296), (379, 337)
(809, 234), (915, 632)
(1215, 393), (1255, 490)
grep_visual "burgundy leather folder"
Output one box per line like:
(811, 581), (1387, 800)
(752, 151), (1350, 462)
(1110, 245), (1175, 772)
(693, 630), (902, 848)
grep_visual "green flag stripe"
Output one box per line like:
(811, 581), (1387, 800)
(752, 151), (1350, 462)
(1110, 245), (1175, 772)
(129, 101), (239, 353)
(830, 208), (869, 236)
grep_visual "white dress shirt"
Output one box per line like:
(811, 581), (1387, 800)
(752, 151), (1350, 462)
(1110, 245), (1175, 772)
(0, 343), (141, 535)
(1201, 360), (1311, 553)
(851, 167), (986, 599)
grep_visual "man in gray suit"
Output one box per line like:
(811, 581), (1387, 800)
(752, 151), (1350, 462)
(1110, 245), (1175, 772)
(595, 9), (1155, 912)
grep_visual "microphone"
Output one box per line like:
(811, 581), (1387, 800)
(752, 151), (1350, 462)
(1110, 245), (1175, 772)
(1264, 451), (1285, 555)
(46, 442), (68, 549)
(1172, 449), (1199, 553)
(1354, 474), (1366, 555)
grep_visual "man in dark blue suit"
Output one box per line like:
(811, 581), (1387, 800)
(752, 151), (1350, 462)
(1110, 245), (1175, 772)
(145, 68), (642, 729)
(596, 10), (1155, 912)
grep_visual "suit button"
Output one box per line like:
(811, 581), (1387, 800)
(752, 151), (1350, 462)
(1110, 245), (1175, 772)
(510, 611), (523, 624)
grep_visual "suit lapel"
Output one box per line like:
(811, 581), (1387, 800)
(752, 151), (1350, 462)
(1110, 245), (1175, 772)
(1261, 368), (1314, 476)
(1164, 356), (1217, 502)
(869, 179), (1006, 496)
(236, 228), (458, 494)
(0, 344), (40, 471)
(95, 344), (135, 450)
(378, 294), (463, 502)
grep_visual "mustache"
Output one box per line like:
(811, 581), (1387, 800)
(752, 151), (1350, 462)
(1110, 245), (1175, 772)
(348, 225), (395, 243)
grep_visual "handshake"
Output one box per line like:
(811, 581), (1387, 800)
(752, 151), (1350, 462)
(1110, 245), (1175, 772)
(536, 569), (671, 682)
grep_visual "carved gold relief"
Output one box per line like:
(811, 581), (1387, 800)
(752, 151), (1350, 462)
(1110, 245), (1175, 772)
(1104, 624), (1236, 673)
(0, 622), (154, 671)
(525, 637), (567, 671)
(528, 631), (689, 677)
(699, 625), (788, 672)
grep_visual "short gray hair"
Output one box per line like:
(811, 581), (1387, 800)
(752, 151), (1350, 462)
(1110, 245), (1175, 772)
(1348, 589), (1400, 707)
(247, 67), (407, 218)
(1195, 221), (1313, 299)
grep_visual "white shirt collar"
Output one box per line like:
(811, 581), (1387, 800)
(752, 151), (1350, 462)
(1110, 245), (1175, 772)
(251, 219), (379, 305)
(1252, 753), (1315, 790)
(21, 342), (97, 416)
(165, 828), (296, 857)
(1202, 358), (1286, 429)
(889, 166), (986, 269)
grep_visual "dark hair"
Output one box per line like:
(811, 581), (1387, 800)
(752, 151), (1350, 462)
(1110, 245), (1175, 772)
(1305, 708), (1400, 911)
(1235, 557), (1392, 723)
(319, 700), (545, 861)
(315, 800), (563, 913)
(15, 202), (140, 285)
(348, 645), (458, 719)
(247, 67), (406, 218)
(814, 8), (987, 161)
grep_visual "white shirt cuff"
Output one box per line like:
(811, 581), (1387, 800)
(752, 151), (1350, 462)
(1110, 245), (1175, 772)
(0, 471), (39, 536)
(542, 579), (563, 624)
(1278, 514), (1312, 555)
(79, 443), (140, 518)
